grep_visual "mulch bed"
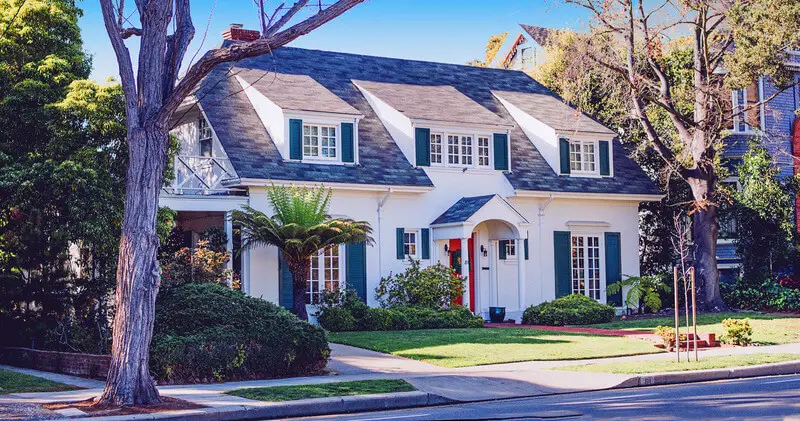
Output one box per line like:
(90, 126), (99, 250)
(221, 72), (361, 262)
(44, 396), (203, 417)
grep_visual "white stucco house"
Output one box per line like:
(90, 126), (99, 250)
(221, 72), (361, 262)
(161, 27), (661, 321)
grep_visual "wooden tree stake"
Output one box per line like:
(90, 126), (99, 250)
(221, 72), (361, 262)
(673, 266), (679, 362)
(692, 267), (698, 362)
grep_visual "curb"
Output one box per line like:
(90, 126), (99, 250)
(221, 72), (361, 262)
(615, 360), (800, 389)
(64, 391), (455, 421)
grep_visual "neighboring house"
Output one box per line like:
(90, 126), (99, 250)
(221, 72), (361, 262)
(496, 24), (800, 282)
(161, 25), (661, 321)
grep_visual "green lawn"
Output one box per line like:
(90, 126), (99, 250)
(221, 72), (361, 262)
(589, 312), (800, 345)
(329, 328), (663, 368)
(226, 380), (415, 402)
(0, 369), (79, 394)
(555, 353), (800, 374)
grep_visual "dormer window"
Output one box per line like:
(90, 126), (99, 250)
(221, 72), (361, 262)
(415, 128), (509, 170)
(569, 139), (597, 173)
(303, 123), (338, 159)
(559, 137), (611, 177)
(198, 117), (213, 157)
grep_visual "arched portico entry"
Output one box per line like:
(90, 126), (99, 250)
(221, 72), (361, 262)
(429, 195), (530, 319)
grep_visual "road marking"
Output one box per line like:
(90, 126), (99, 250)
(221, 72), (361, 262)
(763, 378), (800, 385)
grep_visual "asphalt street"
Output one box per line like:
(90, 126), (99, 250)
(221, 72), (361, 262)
(274, 374), (800, 421)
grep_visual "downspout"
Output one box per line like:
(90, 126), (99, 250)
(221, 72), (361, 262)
(538, 194), (554, 300)
(377, 189), (393, 280)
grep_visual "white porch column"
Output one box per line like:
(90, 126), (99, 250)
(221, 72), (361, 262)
(225, 211), (234, 287)
(461, 237), (470, 311)
(516, 238), (526, 312)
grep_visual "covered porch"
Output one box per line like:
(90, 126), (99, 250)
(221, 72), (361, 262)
(430, 195), (530, 321)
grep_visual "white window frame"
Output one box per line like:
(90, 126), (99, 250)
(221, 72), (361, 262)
(430, 132), (443, 165)
(477, 136), (491, 168)
(403, 229), (419, 258)
(428, 128), (494, 170)
(198, 117), (213, 157)
(306, 244), (345, 305)
(570, 233), (604, 302)
(302, 123), (339, 161)
(730, 77), (764, 134)
(568, 138), (599, 175)
(504, 240), (517, 261)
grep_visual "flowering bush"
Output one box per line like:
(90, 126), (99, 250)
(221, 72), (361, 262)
(161, 240), (233, 288)
(778, 276), (800, 290)
(721, 318), (752, 346)
(375, 258), (464, 308)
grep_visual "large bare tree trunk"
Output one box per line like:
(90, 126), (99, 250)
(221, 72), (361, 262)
(101, 127), (168, 405)
(688, 177), (726, 311)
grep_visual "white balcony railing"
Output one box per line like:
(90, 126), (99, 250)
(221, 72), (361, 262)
(163, 155), (240, 195)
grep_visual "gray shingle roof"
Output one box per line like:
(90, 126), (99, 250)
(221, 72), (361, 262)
(493, 90), (616, 135)
(354, 80), (510, 126)
(519, 24), (560, 46)
(238, 70), (361, 116)
(196, 46), (660, 195)
(431, 195), (495, 225)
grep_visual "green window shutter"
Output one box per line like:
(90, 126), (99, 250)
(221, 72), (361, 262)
(289, 118), (303, 160)
(559, 138), (570, 175)
(346, 242), (367, 302)
(524, 238), (529, 260)
(421, 228), (430, 259)
(499, 240), (507, 260)
(553, 231), (572, 298)
(278, 252), (294, 310)
(396, 228), (405, 260)
(342, 122), (355, 163)
(493, 133), (509, 171)
(605, 232), (622, 306)
(599, 140), (610, 176)
(415, 128), (430, 167)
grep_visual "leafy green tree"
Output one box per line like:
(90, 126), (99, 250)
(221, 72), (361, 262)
(734, 141), (799, 283)
(233, 186), (373, 321)
(467, 32), (508, 67)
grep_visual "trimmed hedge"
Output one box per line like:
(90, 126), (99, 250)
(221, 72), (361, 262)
(522, 294), (615, 326)
(317, 292), (483, 332)
(151, 284), (329, 383)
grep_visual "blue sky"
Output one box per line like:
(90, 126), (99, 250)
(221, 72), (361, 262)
(78, 0), (592, 82)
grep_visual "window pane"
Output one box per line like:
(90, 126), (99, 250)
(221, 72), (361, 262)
(461, 136), (473, 166)
(570, 142), (582, 171)
(430, 133), (442, 164)
(448, 136), (459, 164)
(477, 137), (490, 167)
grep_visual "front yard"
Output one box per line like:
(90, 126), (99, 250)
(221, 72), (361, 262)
(590, 312), (800, 345)
(329, 327), (662, 368)
(0, 369), (79, 394)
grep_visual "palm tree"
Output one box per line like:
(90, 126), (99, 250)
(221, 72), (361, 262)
(233, 185), (373, 320)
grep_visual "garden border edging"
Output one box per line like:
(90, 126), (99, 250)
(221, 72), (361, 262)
(615, 360), (800, 388)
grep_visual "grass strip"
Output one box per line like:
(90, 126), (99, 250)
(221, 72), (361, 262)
(554, 353), (800, 374)
(225, 379), (416, 402)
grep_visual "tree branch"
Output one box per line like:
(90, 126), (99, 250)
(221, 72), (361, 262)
(98, 0), (139, 131)
(120, 27), (142, 38)
(155, 0), (365, 128)
(264, 0), (310, 38)
(163, 0), (195, 101)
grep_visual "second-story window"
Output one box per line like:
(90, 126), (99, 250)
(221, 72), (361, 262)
(477, 136), (490, 167)
(198, 117), (213, 157)
(569, 140), (597, 173)
(430, 133), (443, 164)
(729, 80), (762, 133)
(303, 124), (337, 159)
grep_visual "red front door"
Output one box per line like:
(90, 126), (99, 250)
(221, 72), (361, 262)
(449, 236), (476, 312)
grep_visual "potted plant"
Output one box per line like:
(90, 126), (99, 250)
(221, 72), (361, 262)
(489, 306), (506, 323)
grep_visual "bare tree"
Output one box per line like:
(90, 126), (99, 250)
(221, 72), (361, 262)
(562, 0), (800, 310)
(98, 0), (365, 406)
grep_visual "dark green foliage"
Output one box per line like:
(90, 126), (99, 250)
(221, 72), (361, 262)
(375, 258), (464, 308)
(721, 279), (800, 312)
(522, 294), (616, 326)
(317, 290), (482, 332)
(200, 226), (228, 253)
(151, 284), (329, 383)
(607, 275), (671, 313)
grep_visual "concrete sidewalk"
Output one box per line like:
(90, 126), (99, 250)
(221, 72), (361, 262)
(3, 342), (800, 420)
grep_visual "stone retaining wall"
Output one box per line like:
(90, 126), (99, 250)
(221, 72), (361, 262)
(0, 347), (110, 379)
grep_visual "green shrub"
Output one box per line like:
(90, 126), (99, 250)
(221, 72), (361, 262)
(151, 283), (329, 383)
(317, 290), (483, 332)
(375, 258), (464, 308)
(722, 279), (800, 311)
(521, 294), (615, 326)
(721, 318), (752, 346)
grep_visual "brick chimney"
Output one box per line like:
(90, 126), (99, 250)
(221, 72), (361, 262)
(222, 23), (260, 42)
